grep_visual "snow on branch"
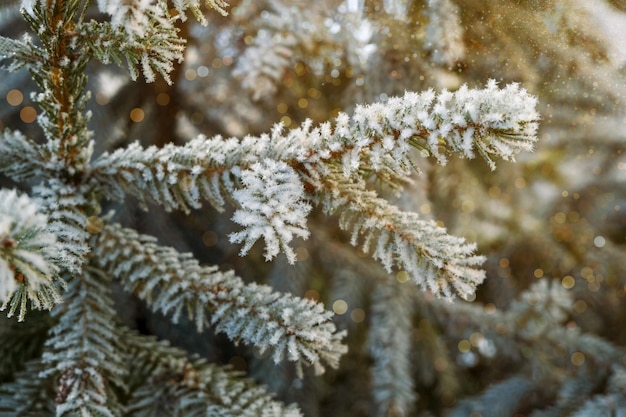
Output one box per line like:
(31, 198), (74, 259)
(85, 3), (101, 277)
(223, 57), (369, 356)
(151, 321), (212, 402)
(82, 5), (185, 84)
(32, 180), (91, 276)
(0, 34), (41, 71)
(317, 165), (486, 300)
(229, 159), (311, 263)
(96, 0), (156, 37)
(0, 189), (61, 321)
(94, 224), (347, 376)
(95, 0), (229, 32)
(0, 130), (47, 182)
(91, 82), (537, 294)
(317, 79), (539, 173)
(40, 268), (127, 417)
(91, 136), (240, 212)
(0, 180), (92, 320)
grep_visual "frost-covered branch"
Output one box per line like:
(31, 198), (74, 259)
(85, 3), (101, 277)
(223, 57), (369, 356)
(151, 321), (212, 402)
(95, 0), (229, 28)
(91, 136), (313, 264)
(20, 0), (187, 87)
(230, 0), (378, 101)
(92, 82), (538, 192)
(93, 224), (347, 375)
(40, 268), (127, 416)
(229, 159), (312, 263)
(438, 280), (626, 416)
(0, 130), (48, 181)
(0, 190), (61, 321)
(81, 6), (185, 84)
(91, 81), (537, 295)
(232, 30), (296, 101)
(319, 165), (486, 299)
(20, 1), (94, 170)
(315, 79), (539, 172)
(91, 137), (239, 213)
(429, 280), (626, 372)
(0, 33), (42, 71)
(231, 0), (306, 101)
(33, 179), (91, 275)
(17, 0), (226, 87)
(173, 0), (230, 20)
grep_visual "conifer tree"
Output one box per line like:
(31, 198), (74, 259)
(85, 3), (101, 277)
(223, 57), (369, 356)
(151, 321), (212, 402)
(1, 1), (625, 416)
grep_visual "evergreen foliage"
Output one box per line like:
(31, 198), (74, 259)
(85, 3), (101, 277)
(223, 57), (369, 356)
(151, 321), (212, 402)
(0, 0), (625, 416)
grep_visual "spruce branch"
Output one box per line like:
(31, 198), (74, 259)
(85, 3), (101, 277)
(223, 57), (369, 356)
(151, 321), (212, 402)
(94, 224), (347, 376)
(94, 148), (311, 264)
(123, 329), (301, 417)
(0, 189), (62, 321)
(229, 159), (311, 263)
(318, 165), (486, 300)
(90, 137), (237, 213)
(0, 33), (42, 71)
(91, 135), (317, 264)
(532, 370), (609, 417)
(428, 280), (625, 377)
(567, 393), (626, 417)
(92, 82), (538, 206)
(91, 82), (537, 296)
(95, 0), (229, 29)
(507, 278), (573, 340)
(230, 0), (376, 101)
(21, 0), (94, 171)
(82, 4), (185, 84)
(96, 0), (162, 37)
(0, 129), (51, 181)
(314, 79), (539, 173)
(232, 29), (295, 101)
(40, 267), (127, 417)
(33, 179), (91, 276)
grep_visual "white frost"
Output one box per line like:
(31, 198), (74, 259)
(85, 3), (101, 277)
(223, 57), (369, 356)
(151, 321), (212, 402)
(0, 189), (58, 307)
(229, 159), (311, 264)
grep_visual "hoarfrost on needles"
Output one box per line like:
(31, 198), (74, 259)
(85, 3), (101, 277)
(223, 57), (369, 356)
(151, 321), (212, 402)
(20, 0), (37, 15)
(229, 159), (312, 264)
(0, 189), (58, 306)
